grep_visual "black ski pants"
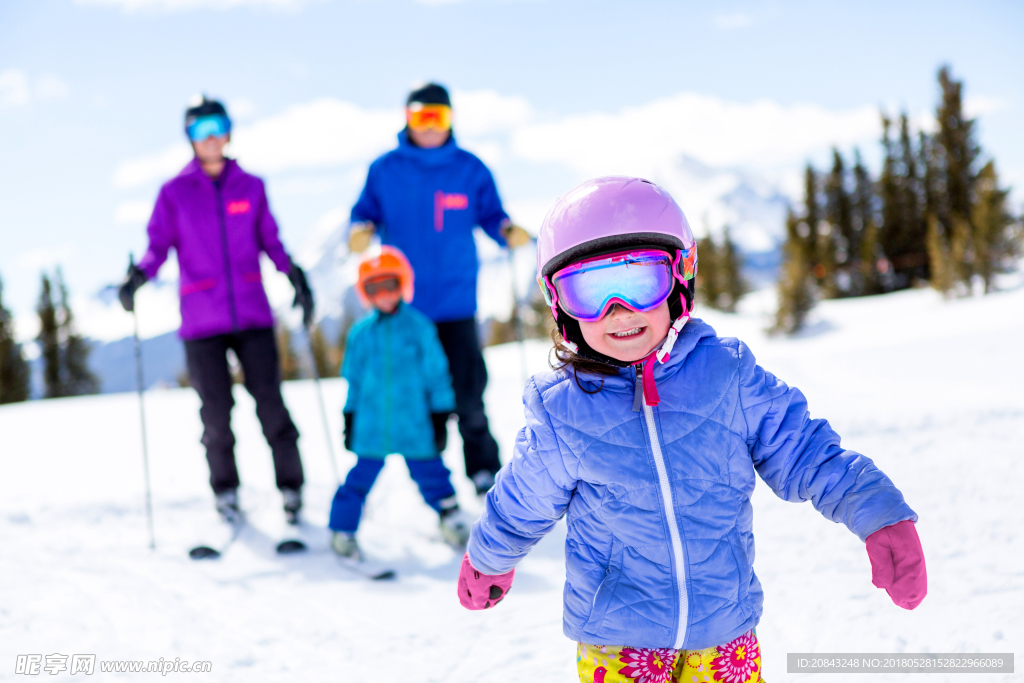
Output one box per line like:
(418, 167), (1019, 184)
(434, 318), (501, 477)
(184, 327), (304, 495)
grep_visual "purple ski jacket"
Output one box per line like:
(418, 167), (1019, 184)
(138, 158), (293, 340)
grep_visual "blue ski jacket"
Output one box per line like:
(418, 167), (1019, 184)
(342, 302), (455, 459)
(350, 131), (509, 323)
(467, 318), (917, 650)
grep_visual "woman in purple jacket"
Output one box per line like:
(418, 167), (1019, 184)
(119, 97), (314, 526)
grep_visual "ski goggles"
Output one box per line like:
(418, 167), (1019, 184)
(541, 247), (696, 322)
(362, 276), (401, 297)
(186, 114), (231, 142)
(406, 103), (452, 132)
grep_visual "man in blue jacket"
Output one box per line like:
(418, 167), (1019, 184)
(347, 83), (529, 494)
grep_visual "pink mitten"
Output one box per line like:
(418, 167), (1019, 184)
(457, 552), (514, 610)
(866, 520), (927, 610)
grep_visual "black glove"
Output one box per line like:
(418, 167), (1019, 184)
(343, 412), (354, 452)
(118, 264), (147, 312)
(288, 264), (315, 328)
(431, 412), (452, 454)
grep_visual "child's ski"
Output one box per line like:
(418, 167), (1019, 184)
(336, 556), (397, 581)
(275, 538), (307, 554)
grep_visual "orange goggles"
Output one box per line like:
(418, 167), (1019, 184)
(406, 104), (452, 132)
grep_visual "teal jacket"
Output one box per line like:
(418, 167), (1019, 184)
(342, 302), (455, 458)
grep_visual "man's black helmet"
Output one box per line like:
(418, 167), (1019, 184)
(406, 83), (451, 108)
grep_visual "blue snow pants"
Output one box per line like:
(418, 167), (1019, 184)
(328, 456), (456, 532)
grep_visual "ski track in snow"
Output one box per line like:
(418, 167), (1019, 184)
(2, 283), (1023, 682)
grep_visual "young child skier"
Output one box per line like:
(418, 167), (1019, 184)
(457, 177), (927, 683)
(330, 246), (473, 559)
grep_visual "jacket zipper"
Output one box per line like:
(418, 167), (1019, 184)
(635, 364), (688, 649)
(214, 178), (239, 332)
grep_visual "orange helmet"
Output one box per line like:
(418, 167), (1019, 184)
(356, 245), (415, 307)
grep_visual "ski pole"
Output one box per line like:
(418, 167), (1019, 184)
(304, 322), (341, 484)
(507, 247), (529, 387)
(129, 254), (156, 550)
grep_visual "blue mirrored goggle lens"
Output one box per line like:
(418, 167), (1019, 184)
(552, 252), (675, 322)
(187, 115), (231, 142)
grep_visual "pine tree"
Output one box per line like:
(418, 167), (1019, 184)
(877, 114), (903, 289)
(695, 230), (747, 312)
(825, 149), (857, 296)
(898, 113), (929, 281)
(926, 214), (955, 296)
(310, 323), (341, 378)
(852, 149), (881, 295)
(773, 209), (816, 334)
(803, 165), (837, 297)
(276, 324), (301, 381)
(719, 227), (748, 312)
(55, 269), (98, 396)
(878, 113), (929, 288)
(934, 65), (981, 290)
(0, 275), (30, 404)
(971, 161), (1016, 291)
(37, 274), (62, 399)
(696, 234), (721, 308)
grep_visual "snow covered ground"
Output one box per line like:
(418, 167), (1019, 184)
(2, 280), (1023, 682)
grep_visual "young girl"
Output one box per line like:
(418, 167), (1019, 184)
(330, 246), (471, 559)
(457, 177), (927, 683)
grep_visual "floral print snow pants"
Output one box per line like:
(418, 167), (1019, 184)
(577, 629), (762, 683)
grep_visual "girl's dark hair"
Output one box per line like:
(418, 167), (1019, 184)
(549, 327), (619, 394)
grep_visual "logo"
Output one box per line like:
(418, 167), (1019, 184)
(226, 199), (251, 215)
(434, 191), (469, 231)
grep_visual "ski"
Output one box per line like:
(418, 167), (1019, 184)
(275, 538), (307, 555)
(189, 520), (307, 559)
(336, 557), (397, 581)
(189, 518), (246, 560)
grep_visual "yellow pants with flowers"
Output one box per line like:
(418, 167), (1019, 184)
(577, 629), (762, 683)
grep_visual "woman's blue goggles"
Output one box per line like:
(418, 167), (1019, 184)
(186, 114), (231, 142)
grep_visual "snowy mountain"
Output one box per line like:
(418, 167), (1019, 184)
(3, 279), (1022, 682)
(654, 155), (790, 251)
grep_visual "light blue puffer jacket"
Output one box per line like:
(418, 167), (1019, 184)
(467, 318), (916, 650)
(342, 302), (455, 458)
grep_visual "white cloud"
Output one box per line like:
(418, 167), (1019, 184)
(228, 97), (258, 120)
(114, 143), (192, 189)
(114, 90), (541, 188)
(114, 88), (888, 224)
(451, 89), (534, 136)
(714, 11), (755, 30)
(75, 0), (321, 11)
(0, 70), (30, 108)
(965, 95), (1005, 118)
(511, 92), (880, 178)
(0, 69), (70, 109)
(114, 200), (155, 225)
(16, 243), (78, 272)
(229, 98), (402, 173)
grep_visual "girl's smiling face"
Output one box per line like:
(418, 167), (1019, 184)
(577, 300), (671, 363)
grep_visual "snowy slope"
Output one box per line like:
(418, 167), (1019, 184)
(3, 280), (1022, 682)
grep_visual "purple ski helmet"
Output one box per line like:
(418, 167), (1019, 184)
(536, 176), (698, 367)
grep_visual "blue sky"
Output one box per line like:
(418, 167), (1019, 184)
(1, 0), (1022, 336)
